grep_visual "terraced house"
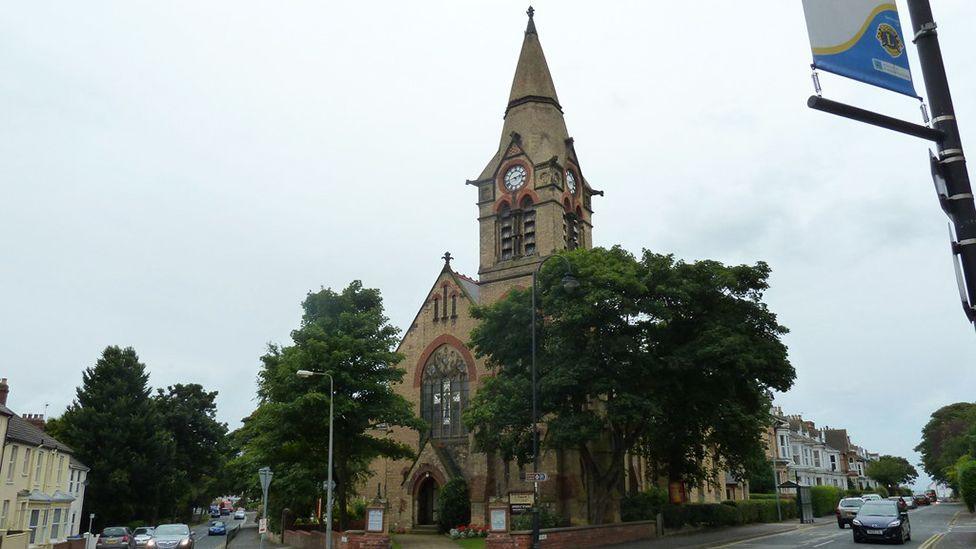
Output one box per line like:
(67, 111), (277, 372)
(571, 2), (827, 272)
(0, 380), (87, 549)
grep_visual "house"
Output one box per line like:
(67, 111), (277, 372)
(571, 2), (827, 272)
(0, 379), (87, 548)
(823, 428), (879, 490)
(766, 408), (847, 489)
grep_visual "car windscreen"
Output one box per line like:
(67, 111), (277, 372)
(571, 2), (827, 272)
(857, 502), (898, 517)
(133, 529), (151, 536)
(154, 525), (189, 536)
(840, 498), (864, 507)
(103, 528), (127, 537)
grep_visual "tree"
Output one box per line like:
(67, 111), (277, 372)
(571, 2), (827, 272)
(464, 247), (793, 523)
(743, 451), (777, 494)
(234, 281), (424, 530)
(154, 384), (229, 520)
(915, 402), (976, 485)
(866, 455), (918, 493)
(54, 346), (174, 528)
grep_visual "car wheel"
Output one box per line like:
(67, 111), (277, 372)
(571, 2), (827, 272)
(837, 520), (844, 529)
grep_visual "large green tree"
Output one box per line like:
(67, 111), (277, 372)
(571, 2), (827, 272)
(915, 402), (976, 485)
(54, 346), (174, 528)
(866, 455), (919, 494)
(154, 384), (229, 519)
(232, 281), (424, 530)
(464, 247), (793, 524)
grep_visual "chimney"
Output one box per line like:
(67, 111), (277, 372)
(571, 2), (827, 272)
(24, 413), (45, 431)
(0, 378), (8, 406)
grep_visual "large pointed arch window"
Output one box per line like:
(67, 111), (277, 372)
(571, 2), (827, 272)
(420, 345), (469, 439)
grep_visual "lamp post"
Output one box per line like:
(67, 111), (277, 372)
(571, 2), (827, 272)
(530, 254), (579, 549)
(296, 369), (335, 549)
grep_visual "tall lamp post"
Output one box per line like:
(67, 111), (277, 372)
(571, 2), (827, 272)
(530, 254), (579, 549)
(296, 369), (335, 549)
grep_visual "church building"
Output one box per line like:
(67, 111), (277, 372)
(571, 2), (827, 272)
(361, 8), (748, 530)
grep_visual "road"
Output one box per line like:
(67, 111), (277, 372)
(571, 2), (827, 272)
(711, 503), (976, 548)
(191, 512), (253, 549)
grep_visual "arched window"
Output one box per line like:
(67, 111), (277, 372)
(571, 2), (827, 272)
(564, 212), (580, 250)
(432, 298), (439, 321)
(420, 345), (469, 439)
(497, 198), (536, 260)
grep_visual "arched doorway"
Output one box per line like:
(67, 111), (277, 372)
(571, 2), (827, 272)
(416, 476), (439, 526)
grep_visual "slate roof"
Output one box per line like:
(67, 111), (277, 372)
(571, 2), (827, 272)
(6, 414), (73, 453)
(455, 273), (481, 304)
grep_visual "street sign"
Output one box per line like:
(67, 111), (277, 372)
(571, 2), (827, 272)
(258, 519), (267, 534)
(508, 492), (534, 515)
(524, 472), (549, 482)
(259, 467), (273, 494)
(323, 480), (336, 492)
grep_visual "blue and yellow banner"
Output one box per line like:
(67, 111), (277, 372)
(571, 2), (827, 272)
(802, 0), (918, 97)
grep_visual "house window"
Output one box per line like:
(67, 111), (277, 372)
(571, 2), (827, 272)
(830, 455), (837, 471)
(57, 456), (64, 484)
(28, 509), (40, 544)
(40, 509), (49, 543)
(6, 446), (17, 482)
(34, 452), (44, 484)
(814, 451), (821, 468)
(22, 448), (31, 476)
(420, 345), (469, 439)
(497, 199), (537, 260)
(0, 500), (8, 528)
(52, 508), (62, 540)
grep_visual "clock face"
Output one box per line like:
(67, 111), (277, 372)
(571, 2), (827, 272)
(566, 171), (577, 194)
(504, 165), (527, 192)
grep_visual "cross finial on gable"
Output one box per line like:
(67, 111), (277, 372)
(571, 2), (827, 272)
(442, 251), (453, 266)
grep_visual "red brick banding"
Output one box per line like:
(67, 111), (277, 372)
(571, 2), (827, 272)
(412, 334), (478, 388)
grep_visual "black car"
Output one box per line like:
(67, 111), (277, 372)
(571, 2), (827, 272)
(852, 500), (911, 544)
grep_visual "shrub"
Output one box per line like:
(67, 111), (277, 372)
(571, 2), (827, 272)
(845, 489), (863, 497)
(957, 458), (976, 512)
(662, 499), (796, 530)
(621, 486), (668, 522)
(436, 478), (470, 534)
(347, 498), (367, 521)
(511, 506), (562, 530)
(810, 486), (845, 517)
(747, 493), (780, 500)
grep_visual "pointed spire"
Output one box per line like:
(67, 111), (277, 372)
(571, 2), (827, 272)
(526, 6), (536, 35)
(506, 6), (560, 114)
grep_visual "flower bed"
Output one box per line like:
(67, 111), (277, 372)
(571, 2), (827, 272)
(449, 524), (488, 539)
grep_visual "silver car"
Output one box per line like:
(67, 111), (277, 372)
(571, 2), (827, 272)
(836, 497), (865, 528)
(133, 528), (155, 548)
(150, 524), (194, 549)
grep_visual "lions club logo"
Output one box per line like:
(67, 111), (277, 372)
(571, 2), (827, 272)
(876, 23), (904, 57)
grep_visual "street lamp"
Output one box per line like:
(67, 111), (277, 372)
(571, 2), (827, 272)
(530, 254), (578, 549)
(296, 369), (335, 549)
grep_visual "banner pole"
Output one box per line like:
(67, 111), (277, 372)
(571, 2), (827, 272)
(907, 0), (976, 317)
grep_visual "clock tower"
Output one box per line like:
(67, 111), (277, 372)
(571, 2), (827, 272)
(468, 7), (601, 302)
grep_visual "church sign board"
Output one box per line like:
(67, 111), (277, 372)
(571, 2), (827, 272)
(508, 492), (535, 515)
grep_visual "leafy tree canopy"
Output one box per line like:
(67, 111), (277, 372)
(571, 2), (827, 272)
(464, 246), (793, 523)
(914, 402), (976, 485)
(230, 281), (424, 530)
(865, 455), (919, 492)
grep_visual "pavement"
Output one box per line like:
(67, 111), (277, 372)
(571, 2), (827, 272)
(226, 513), (289, 549)
(608, 502), (976, 548)
(193, 512), (252, 549)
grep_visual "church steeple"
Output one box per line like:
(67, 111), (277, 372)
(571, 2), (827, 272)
(469, 8), (599, 293)
(506, 6), (560, 114)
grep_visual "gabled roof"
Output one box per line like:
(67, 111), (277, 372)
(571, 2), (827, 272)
(6, 414), (73, 453)
(394, 255), (481, 353)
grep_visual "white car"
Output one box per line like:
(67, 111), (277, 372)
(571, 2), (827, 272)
(233, 510), (246, 520)
(861, 493), (882, 501)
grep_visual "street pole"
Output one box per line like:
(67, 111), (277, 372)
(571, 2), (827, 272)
(530, 255), (578, 549)
(259, 467), (273, 549)
(88, 513), (94, 535)
(772, 464), (782, 522)
(907, 0), (976, 317)
(325, 374), (335, 549)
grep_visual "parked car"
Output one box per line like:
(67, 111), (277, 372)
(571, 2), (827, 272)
(152, 524), (194, 549)
(852, 500), (911, 544)
(208, 521), (227, 536)
(861, 493), (882, 501)
(97, 527), (136, 549)
(133, 527), (155, 547)
(886, 496), (908, 511)
(900, 495), (917, 510)
(209, 506), (220, 518)
(914, 494), (930, 506)
(836, 497), (866, 528)
(233, 510), (246, 520)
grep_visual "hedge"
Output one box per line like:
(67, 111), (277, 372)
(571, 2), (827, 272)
(810, 486), (846, 517)
(661, 499), (796, 529)
(958, 458), (976, 512)
(621, 487), (668, 522)
(746, 493), (782, 500)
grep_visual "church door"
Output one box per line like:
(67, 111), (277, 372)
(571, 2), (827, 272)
(416, 477), (438, 525)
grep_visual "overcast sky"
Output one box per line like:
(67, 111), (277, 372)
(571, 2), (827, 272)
(3, 1), (974, 489)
